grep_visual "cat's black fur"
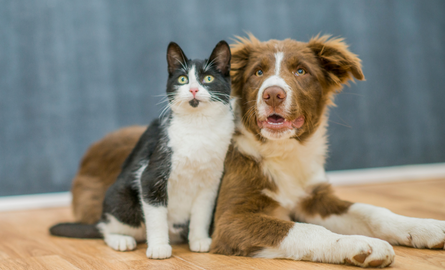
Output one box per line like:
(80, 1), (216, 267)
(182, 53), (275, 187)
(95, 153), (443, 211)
(50, 41), (232, 249)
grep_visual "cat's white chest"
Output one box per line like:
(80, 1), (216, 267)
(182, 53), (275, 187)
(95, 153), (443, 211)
(165, 107), (234, 228)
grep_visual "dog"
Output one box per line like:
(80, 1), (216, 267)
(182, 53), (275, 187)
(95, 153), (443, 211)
(70, 35), (445, 267)
(71, 126), (145, 224)
(208, 34), (445, 267)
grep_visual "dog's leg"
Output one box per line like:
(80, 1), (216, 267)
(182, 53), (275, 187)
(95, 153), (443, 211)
(297, 183), (445, 250)
(212, 211), (394, 267)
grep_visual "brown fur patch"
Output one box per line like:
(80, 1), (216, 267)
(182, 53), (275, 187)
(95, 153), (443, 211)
(210, 144), (294, 256)
(211, 35), (363, 256)
(299, 183), (352, 218)
(71, 126), (145, 224)
(230, 34), (364, 142)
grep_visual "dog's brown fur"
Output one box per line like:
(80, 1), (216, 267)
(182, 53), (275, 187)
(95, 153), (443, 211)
(231, 34), (363, 142)
(210, 35), (364, 255)
(71, 126), (145, 224)
(210, 144), (295, 256)
(300, 183), (353, 218)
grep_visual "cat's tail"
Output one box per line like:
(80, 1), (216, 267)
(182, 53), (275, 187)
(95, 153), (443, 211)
(49, 222), (102, 239)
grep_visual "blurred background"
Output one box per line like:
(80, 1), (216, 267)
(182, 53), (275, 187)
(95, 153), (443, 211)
(1, 0), (444, 196)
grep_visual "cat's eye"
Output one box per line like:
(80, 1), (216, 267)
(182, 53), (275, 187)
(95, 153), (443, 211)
(178, 76), (188, 84)
(255, 69), (263, 77)
(295, 68), (307, 76)
(203, 75), (214, 83)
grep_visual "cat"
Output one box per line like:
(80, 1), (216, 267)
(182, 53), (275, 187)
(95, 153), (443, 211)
(50, 40), (234, 259)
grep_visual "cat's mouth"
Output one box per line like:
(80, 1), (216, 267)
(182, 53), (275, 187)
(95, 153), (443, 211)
(189, 98), (200, 108)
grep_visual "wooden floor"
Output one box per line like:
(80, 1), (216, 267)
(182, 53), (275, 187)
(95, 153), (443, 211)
(1, 179), (445, 270)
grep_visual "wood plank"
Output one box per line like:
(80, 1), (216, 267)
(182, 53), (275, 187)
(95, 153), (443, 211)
(0, 179), (444, 269)
(0, 255), (80, 270)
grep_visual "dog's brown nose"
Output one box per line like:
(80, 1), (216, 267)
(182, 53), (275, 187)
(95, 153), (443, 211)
(262, 86), (286, 107)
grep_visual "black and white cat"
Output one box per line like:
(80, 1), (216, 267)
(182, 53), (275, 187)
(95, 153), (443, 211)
(50, 41), (235, 259)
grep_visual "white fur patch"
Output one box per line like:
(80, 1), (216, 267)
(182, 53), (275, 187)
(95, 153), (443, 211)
(274, 52), (284, 76)
(166, 102), (234, 250)
(171, 65), (213, 113)
(142, 202), (172, 259)
(98, 214), (146, 252)
(104, 234), (137, 251)
(98, 214), (146, 242)
(303, 203), (445, 249)
(234, 102), (328, 210)
(255, 52), (293, 136)
(256, 223), (394, 267)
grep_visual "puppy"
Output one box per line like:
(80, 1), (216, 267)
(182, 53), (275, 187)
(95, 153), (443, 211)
(209, 34), (445, 268)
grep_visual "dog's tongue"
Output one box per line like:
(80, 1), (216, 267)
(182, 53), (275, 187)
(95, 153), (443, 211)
(267, 114), (285, 123)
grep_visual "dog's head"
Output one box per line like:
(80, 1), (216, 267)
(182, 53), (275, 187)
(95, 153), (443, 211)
(231, 34), (364, 141)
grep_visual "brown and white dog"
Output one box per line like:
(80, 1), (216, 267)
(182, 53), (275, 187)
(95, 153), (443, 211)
(71, 35), (445, 268)
(71, 126), (146, 224)
(209, 34), (445, 267)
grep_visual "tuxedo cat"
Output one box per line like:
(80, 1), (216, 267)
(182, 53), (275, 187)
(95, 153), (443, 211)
(50, 41), (234, 259)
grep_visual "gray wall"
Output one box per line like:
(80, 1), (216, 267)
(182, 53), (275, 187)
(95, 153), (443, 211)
(1, 0), (444, 196)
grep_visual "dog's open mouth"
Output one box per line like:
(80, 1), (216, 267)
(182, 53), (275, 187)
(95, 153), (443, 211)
(257, 114), (305, 131)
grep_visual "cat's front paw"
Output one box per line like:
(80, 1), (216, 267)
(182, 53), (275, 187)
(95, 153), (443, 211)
(146, 244), (172, 259)
(337, 236), (395, 268)
(395, 218), (445, 249)
(189, 237), (212, 252)
(104, 234), (137, 251)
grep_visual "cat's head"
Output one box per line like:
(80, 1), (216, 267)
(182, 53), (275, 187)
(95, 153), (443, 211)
(165, 41), (231, 113)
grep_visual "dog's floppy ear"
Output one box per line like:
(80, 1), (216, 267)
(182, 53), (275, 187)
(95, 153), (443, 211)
(308, 35), (364, 91)
(167, 42), (188, 75)
(230, 34), (259, 98)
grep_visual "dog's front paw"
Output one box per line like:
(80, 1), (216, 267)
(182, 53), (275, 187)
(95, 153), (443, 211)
(146, 244), (172, 259)
(337, 236), (395, 268)
(189, 237), (212, 252)
(398, 218), (445, 249)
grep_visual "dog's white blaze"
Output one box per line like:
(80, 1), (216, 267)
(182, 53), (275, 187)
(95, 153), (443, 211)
(256, 52), (294, 140)
(274, 52), (284, 76)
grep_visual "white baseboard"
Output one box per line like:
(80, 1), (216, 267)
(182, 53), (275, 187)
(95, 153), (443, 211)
(0, 163), (444, 212)
(0, 192), (72, 212)
(327, 162), (445, 186)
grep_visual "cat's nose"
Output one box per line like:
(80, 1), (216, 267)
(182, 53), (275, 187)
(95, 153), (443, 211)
(190, 88), (199, 98)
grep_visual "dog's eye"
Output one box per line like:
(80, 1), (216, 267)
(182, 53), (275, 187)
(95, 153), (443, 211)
(255, 69), (263, 77)
(295, 68), (307, 76)
(178, 76), (188, 84)
(203, 75), (214, 83)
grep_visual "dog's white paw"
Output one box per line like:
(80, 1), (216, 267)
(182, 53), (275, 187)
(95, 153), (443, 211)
(104, 234), (137, 251)
(189, 237), (212, 253)
(336, 235), (395, 268)
(393, 218), (445, 249)
(146, 244), (172, 259)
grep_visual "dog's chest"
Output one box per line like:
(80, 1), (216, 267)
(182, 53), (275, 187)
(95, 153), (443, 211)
(242, 136), (327, 210)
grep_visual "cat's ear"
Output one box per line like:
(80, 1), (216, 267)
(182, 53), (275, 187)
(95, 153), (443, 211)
(167, 42), (188, 74)
(208, 40), (231, 76)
